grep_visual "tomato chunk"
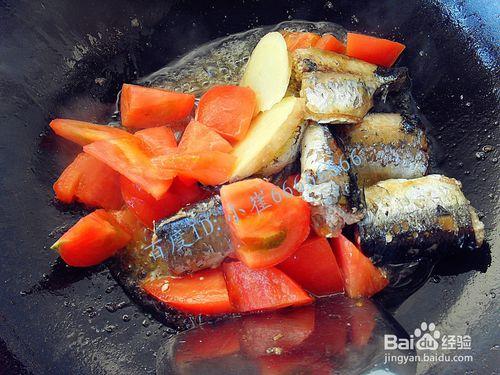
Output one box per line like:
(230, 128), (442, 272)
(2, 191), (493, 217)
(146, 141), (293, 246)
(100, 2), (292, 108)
(152, 151), (234, 186)
(220, 179), (310, 269)
(346, 32), (405, 67)
(330, 234), (389, 298)
(141, 268), (233, 315)
(120, 176), (209, 227)
(178, 120), (233, 153)
(54, 153), (123, 209)
(84, 137), (174, 199)
(240, 308), (315, 357)
(120, 83), (195, 128)
(349, 299), (377, 347)
(223, 261), (313, 313)
(50, 119), (131, 146)
(108, 207), (144, 239)
(196, 85), (256, 143)
(283, 32), (321, 51)
(134, 126), (177, 155)
(314, 34), (346, 53)
(278, 236), (344, 296)
(51, 209), (131, 267)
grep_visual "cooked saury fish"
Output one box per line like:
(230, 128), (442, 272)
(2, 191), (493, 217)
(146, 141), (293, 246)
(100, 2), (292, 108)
(336, 113), (429, 187)
(358, 175), (485, 264)
(296, 122), (362, 237)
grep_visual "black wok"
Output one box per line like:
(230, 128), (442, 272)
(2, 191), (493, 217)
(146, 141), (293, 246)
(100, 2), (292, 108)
(0, 0), (498, 374)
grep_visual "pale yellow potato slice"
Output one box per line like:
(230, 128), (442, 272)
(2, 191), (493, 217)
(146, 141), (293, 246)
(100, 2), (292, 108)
(240, 32), (291, 112)
(230, 97), (305, 181)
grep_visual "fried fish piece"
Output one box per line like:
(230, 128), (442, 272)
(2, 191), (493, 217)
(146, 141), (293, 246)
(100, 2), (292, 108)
(358, 175), (485, 264)
(291, 48), (407, 123)
(152, 195), (233, 275)
(296, 122), (362, 237)
(336, 113), (429, 187)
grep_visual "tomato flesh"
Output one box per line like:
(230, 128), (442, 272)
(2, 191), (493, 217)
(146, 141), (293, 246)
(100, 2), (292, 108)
(196, 85), (256, 143)
(54, 153), (123, 209)
(223, 261), (313, 313)
(314, 34), (346, 53)
(50, 119), (131, 146)
(330, 234), (389, 298)
(220, 179), (310, 269)
(283, 32), (321, 51)
(120, 83), (195, 128)
(141, 268), (233, 315)
(84, 136), (174, 199)
(120, 176), (209, 227)
(51, 209), (131, 267)
(278, 235), (344, 296)
(346, 32), (405, 67)
(134, 126), (177, 155)
(178, 120), (233, 153)
(152, 151), (234, 186)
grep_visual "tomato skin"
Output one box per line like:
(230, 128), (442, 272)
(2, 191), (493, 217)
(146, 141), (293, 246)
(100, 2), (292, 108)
(120, 176), (209, 227)
(152, 151), (235, 186)
(346, 32), (405, 67)
(330, 234), (389, 298)
(220, 179), (310, 269)
(278, 236), (344, 296)
(314, 34), (346, 53)
(120, 83), (195, 128)
(240, 307), (315, 357)
(196, 85), (256, 143)
(54, 153), (123, 210)
(84, 136), (174, 199)
(134, 126), (177, 155)
(50, 119), (131, 146)
(51, 209), (131, 267)
(178, 120), (233, 153)
(283, 32), (321, 51)
(223, 261), (313, 313)
(141, 268), (233, 315)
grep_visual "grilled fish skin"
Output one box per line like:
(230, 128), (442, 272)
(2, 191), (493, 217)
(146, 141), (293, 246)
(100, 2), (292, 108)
(291, 48), (407, 123)
(297, 122), (363, 237)
(152, 195), (232, 275)
(358, 175), (485, 264)
(336, 113), (429, 187)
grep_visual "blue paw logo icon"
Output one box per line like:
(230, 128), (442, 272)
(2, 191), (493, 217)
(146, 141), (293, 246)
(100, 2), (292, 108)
(414, 322), (440, 350)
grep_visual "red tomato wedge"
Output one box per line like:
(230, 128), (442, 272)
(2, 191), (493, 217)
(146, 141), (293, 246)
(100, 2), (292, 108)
(330, 234), (389, 298)
(51, 209), (131, 267)
(50, 119), (131, 146)
(54, 153), (123, 209)
(141, 268), (233, 315)
(346, 32), (405, 67)
(134, 126), (177, 155)
(222, 261), (313, 313)
(120, 176), (209, 227)
(240, 307), (315, 357)
(152, 151), (234, 186)
(120, 83), (195, 128)
(84, 136), (174, 199)
(283, 32), (321, 51)
(196, 85), (256, 143)
(278, 236), (344, 296)
(175, 321), (241, 363)
(314, 34), (346, 53)
(178, 120), (233, 153)
(220, 179), (310, 269)
(108, 207), (144, 239)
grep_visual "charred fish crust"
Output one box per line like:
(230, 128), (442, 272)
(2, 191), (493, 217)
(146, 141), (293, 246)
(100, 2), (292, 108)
(336, 113), (429, 187)
(153, 196), (233, 275)
(374, 66), (410, 92)
(358, 175), (485, 264)
(297, 123), (363, 237)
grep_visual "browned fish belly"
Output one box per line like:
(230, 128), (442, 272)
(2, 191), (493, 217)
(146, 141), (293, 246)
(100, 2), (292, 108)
(358, 175), (485, 264)
(336, 113), (429, 187)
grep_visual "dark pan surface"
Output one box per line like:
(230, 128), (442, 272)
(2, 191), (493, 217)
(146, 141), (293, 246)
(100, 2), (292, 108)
(0, 0), (498, 374)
